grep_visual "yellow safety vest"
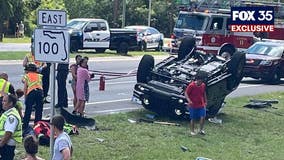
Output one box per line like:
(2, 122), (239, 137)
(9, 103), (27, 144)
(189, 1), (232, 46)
(0, 79), (10, 97)
(0, 107), (22, 143)
(23, 72), (42, 95)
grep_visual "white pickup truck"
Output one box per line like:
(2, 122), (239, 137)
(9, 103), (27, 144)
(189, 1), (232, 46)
(68, 18), (138, 54)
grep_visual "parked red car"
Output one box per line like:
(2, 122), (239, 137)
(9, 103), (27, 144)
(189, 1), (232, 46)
(243, 41), (284, 84)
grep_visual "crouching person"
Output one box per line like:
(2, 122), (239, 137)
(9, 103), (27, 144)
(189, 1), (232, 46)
(0, 94), (22, 160)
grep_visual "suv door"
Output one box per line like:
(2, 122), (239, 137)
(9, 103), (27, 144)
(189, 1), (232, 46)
(83, 21), (110, 49)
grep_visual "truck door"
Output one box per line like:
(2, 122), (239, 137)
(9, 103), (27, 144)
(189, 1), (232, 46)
(83, 21), (110, 48)
(202, 16), (226, 54)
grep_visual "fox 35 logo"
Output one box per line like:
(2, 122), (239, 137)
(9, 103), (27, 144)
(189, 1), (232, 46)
(230, 7), (274, 32)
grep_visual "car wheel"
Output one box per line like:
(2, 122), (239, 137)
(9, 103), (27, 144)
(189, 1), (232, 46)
(269, 70), (281, 84)
(137, 55), (154, 83)
(220, 46), (235, 59)
(178, 37), (196, 60)
(207, 98), (225, 117)
(142, 41), (147, 51)
(227, 52), (245, 90)
(117, 42), (129, 55)
(95, 48), (106, 53)
(70, 40), (79, 53)
(155, 40), (163, 51)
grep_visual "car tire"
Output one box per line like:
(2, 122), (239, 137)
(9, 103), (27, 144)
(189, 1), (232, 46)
(207, 98), (225, 117)
(137, 55), (154, 83)
(227, 52), (245, 90)
(269, 69), (281, 84)
(220, 46), (235, 59)
(178, 37), (196, 60)
(95, 48), (106, 53)
(70, 40), (79, 53)
(141, 41), (147, 51)
(117, 42), (129, 55)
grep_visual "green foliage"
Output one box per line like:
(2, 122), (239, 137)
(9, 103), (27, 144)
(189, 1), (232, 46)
(3, 0), (178, 37)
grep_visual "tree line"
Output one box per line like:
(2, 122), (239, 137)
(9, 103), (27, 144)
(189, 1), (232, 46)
(0, 0), (180, 41)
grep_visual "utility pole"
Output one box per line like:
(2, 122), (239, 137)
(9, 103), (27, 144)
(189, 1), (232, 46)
(122, 0), (126, 28)
(148, 0), (152, 26)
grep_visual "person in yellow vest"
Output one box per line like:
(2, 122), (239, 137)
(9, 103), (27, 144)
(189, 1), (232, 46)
(23, 51), (50, 104)
(0, 94), (22, 160)
(22, 64), (43, 130)
(0, 72), (15, 115)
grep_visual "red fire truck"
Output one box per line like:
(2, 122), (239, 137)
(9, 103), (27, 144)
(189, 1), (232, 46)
(170, 1), (284, 58)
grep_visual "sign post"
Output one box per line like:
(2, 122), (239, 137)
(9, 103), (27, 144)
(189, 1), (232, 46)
(34, 9), (68, 159)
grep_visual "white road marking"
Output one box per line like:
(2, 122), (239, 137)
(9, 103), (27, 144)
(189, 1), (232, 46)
(107, 81), (136, 85)
(238, 84), (262, 88)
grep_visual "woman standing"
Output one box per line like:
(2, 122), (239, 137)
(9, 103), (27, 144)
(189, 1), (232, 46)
(73, 57), (92, 116)
(70, 55), (82, 108)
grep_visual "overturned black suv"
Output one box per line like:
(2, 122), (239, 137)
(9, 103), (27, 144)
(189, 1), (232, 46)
(133, 37), (245, 119)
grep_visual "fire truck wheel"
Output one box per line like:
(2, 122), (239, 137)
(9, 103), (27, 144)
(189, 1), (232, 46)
(178, 37), (196, 60)
(220, 46), (235, 59)
(137, 55), (154, 83)
(227, 52), (245, 90)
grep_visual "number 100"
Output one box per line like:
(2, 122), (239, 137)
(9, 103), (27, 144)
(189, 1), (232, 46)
(39, 42), (59, 54)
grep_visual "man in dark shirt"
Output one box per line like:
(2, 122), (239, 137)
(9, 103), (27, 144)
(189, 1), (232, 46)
(56, 63), (69, 108)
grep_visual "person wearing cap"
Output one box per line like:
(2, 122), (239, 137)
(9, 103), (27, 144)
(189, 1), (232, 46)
(185, 72), (207, 136)
(22, 64), (43, 130)
(0, 94), (22, 160)
(23, 49), (49, 103)
(51, 115), (72, 160)
(0, 72), (15, 115)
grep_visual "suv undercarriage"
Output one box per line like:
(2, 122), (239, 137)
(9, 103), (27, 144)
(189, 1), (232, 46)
(134, 37), (245, 119)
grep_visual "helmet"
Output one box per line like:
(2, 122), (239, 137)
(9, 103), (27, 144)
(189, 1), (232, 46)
(25, 64), (37, 72)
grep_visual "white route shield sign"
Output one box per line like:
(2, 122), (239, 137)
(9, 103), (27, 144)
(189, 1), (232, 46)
(34, 28), (69, 63)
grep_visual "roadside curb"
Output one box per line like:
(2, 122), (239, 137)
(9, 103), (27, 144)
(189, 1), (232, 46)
(0, 55), (171, 65)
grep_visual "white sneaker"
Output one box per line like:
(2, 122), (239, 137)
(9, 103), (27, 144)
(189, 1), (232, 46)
(199, 130), (206, 135)
(190, 131), (197, 136)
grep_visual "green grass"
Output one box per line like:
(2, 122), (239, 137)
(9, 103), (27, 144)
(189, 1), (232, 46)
(2, 37), (31, 43)
(14, 92), (284, 160)
(0, 50), (167, 60)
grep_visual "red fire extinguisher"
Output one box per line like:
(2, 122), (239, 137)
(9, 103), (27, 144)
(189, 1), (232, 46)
(99, 75), (105, 91)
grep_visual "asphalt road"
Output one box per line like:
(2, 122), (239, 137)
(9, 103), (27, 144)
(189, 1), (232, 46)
(1, 57), (284, 118)
(0, 43), (30, 51)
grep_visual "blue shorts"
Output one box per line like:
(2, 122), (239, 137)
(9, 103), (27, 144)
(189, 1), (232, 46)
(189, 107), (206, 120)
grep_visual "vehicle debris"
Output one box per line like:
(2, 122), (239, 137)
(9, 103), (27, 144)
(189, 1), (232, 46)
(180, 145), (191, 152)
(244, 99), (279, 109)
(208, 117), (222, 124)
(127, 118), (180, 126)
(95, 138), (105, 143)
